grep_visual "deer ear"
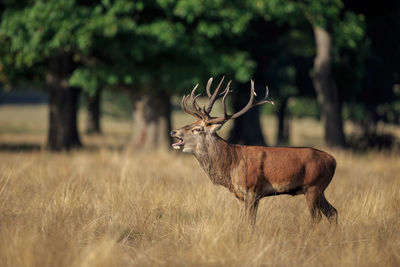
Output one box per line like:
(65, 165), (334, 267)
(209, 123), (223, 133)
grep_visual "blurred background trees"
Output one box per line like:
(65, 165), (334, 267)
(0, 0), (399, 151)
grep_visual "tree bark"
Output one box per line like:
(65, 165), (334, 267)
(311, 26), (346, 147)
(363, 104), (379, 136)
(85, 89), (101, 135)
(47, 54), (81, 151)
(276, 97), (290, 146)
(228, 82), (267, 146)
(126, 89), (171, 152)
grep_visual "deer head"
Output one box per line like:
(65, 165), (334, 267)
(170, 77), (274, 153)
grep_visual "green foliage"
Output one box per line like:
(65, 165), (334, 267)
(334, 12), (365, 52)
(69, 0), (256, 95)
(1, 0), (398, 127)
(251, 0), (343, 28)
(69, 68), (102, 96)
(342, 102), (366, 122)
(250, 0), (297, 23)
(0, 0), (354, 98)
(332, 12), (368, 103)
(261, 97), (320, 118)
(287, 97), (320, 118)
(101, 89), (133, 119)
(300, 0), (343, 28)
(2, 0), (82, 67)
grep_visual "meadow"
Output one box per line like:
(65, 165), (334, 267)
(0, 104), (399, 266)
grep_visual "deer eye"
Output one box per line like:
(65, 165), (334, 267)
(192, 127), (203, 133)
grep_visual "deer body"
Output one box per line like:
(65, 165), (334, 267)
(171, 78), (338, 225)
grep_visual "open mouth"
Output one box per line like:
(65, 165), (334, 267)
(172, 137), (184, 150)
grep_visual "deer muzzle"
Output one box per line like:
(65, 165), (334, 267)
(170, 130), (184, 150)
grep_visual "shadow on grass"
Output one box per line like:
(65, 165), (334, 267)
(79, 144), (125, 152)
(0, 143), (43, 152)
(0, 143), (125, 153)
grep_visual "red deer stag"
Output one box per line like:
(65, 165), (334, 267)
(170, 77), (338, 225)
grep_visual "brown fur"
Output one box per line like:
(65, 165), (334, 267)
(172, 79), (337, 225)
(171, 123), (338, 225)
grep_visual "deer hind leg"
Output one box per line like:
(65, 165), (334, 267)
(247, 199), (259, 226)
(319, 194), (338, 225)
(242, 196), (259, 226)
(305, 187), (323, 225)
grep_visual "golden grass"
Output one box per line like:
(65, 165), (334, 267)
(0, 104), (400, 266)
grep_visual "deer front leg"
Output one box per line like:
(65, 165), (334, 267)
(244, 197), (259, 226)
(233, 185), (260, 226)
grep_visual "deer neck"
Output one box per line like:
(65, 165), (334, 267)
(194, 134), (236, 187)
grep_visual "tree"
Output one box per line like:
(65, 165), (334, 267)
(127, 89), (171, 152)
(229, 82), (267, 146)
(264, 27), (315, 146)
(251, 0), (369, 147)
(68, 1), (196, 152)
(301, 0), (347, 147)
(311, 25), (346, 147)
(0, 0), (90, 150)
(69, 0), (258, 151)
(46, 54), (81, 150)
(343, 0), (400, 141)
(171, 1), (268, 146)
(85, 88), (101, 135)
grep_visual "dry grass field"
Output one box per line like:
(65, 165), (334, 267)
(1, 104), (400, 266)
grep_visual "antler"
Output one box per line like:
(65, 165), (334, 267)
(181, 84), (208, 120)
(180, 77), (227, 120)
(230, 80), (274, 119)
(205, 76), (225, 114)
(181, 78), (274, 124)
(207, 79), (274, 124)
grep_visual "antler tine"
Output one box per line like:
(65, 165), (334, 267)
(181, 95), (195, 117)
(190, 83), (199, 99)
(189, 83), (200, 109)
(263, 85), (275, 105)
(189, 83), (208, 118)
(205, 76), (225, 114)
(228, 80), (255, 119)
(192, 93), (202, 114)
(230, 79), (274, 120)
(221, 80), (232, 118)
(206, 77), (213, 98)
(230, 81), (274, 120)
(206, 80), (232, 124)
(181, 95), (202, 119)
(253, 85), (275, 106)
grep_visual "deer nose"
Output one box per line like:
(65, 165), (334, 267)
(170, 130), (177, 137)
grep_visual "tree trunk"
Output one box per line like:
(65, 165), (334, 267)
(126, 89), (171, 152)
(363, 104), (379, 136)
(311, 26), (346, 147)
(228, 83), (267, 146)
(46, 54), (81, 151)
(86, 89), (101, 135)
(276, 97), (290, 146)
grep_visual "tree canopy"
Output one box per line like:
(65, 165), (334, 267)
(1, 0), (399, 150)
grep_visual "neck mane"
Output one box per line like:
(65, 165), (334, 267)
(193, 134), (238, 188)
